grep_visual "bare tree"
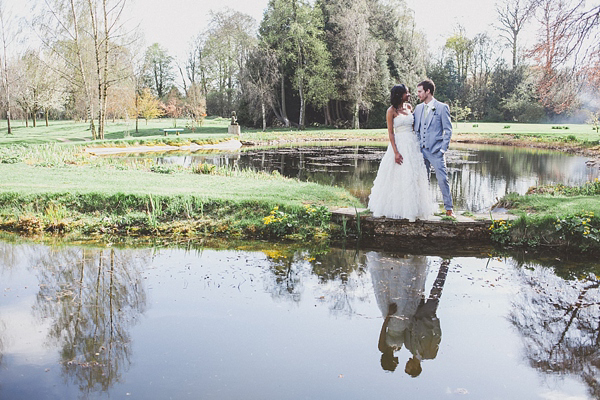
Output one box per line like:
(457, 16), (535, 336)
(495, 0), (538, 68)
(86, 0), (137, 139)
(33, 0), (98, 138)
(0, 0), (19, 134)
(528, 0), (583, 115)
(33, 0), (136, 139)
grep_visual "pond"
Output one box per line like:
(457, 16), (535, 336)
(1, 240), (599, 399)
(148, 142), (599, 211)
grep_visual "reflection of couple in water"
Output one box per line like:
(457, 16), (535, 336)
(368, 252), (450, 376)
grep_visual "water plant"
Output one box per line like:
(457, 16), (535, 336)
(489, 219), (512, 245)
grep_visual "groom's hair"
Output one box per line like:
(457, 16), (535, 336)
(418, 79), (435, 96)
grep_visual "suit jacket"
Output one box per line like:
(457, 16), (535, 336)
(414, 99), (452, 154)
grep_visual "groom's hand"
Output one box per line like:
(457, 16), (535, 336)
(395, 153), (403, 165)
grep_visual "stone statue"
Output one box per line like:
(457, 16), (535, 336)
(228, 111), (241, 136)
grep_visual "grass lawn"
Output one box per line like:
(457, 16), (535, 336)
(2, 118), (599, 147)
(0, 117), (232, 146)
(0, 163), (359, 208)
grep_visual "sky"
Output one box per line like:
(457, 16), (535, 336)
(7, 0), (536, 63)
(131, 0), (533, 62)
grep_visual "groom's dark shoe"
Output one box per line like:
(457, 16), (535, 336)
(445, 210), (455, 217)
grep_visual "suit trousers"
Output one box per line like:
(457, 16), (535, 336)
(421, 148), (453, 210)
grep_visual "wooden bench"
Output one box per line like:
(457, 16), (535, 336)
(162, 128), (184, 136)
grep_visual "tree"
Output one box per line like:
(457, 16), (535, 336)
(203, 9), (256, 117)
(261, 0), (333, 129)
(259, 0), (296, 127)
(469, 33), (501, 118)
(185, 33), (210, 100)
(85, 0), (136, 140)
(495, 0), (538, 68)
(184, 83), (206, 131)
(0, 0), (18, 134)
(33, 0), (98, 138)
(485, 62), (527, 120)
(241, 45), (280, 131)
(162, 87), (183, 127)
(528, 0), (582, 115)
(289, 1), (333, 129)
(143, 43), (174, 99)
(136, 88), (163, 124)
(445, 27), (474, 84)
(326, 0), (379, 129)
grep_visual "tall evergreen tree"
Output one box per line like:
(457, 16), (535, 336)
(260, 0), (333, 129)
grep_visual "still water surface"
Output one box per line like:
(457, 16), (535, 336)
(153, 143), (599, 211)
(1, 242), (599, 399)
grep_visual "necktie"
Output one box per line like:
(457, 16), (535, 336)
(424, 103), (430, 119)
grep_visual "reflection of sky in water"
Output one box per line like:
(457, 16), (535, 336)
(151, 143), (599, 212)
(1, 244), (599, 399)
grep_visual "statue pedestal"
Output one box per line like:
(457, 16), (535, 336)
(228, 125), (241, 136)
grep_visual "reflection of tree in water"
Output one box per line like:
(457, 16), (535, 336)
(509, 265), (600, 397)
(311, 248), (369, 316)
(0, 319), (5, 368)
(262, 248), (368, 315)
(263, 250), (305, 303)
(0, 240), (25, 372)
(32, 247), (148, 395)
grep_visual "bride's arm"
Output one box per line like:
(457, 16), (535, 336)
(386, 107), (403, 165)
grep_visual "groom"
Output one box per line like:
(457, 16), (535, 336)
(414, 79), (454, 216)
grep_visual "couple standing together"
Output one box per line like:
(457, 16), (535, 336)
(368, 79), (453, 221)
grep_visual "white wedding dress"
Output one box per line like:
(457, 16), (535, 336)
(368, 113), (435, 221)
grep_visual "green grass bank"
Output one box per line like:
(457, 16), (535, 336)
(0, 142), (361, 243)
(490, 180), (600, 255)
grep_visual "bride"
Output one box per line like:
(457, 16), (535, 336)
(368, 84), (434, 221)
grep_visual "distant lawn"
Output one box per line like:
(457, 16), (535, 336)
(2, 118), (598, 147)
(0, 117), (232, 146)
(452, 122), (600, 143)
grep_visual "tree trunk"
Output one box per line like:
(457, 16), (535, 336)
(25, 111), (28, 127)
(324, 102), (332, 126)
(70, 0), (96, 140)
(335, 100), (342, 122)
(33, 110), (37, 127)
(512, 30), (518, 68)
(45, 108), (49, 126)
(0, 5), (11, 134)
(261, 100), (266, 131)
(353, 101), (360, 129)
(280, 73), (290, 127)
(298, 79), (305, 130)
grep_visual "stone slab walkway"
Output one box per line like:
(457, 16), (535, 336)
(329, 207), (519, 243)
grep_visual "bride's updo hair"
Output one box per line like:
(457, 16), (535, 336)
(390, 84), (407, 109)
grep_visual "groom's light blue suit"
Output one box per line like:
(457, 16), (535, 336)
(414, 99), (453, 211)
